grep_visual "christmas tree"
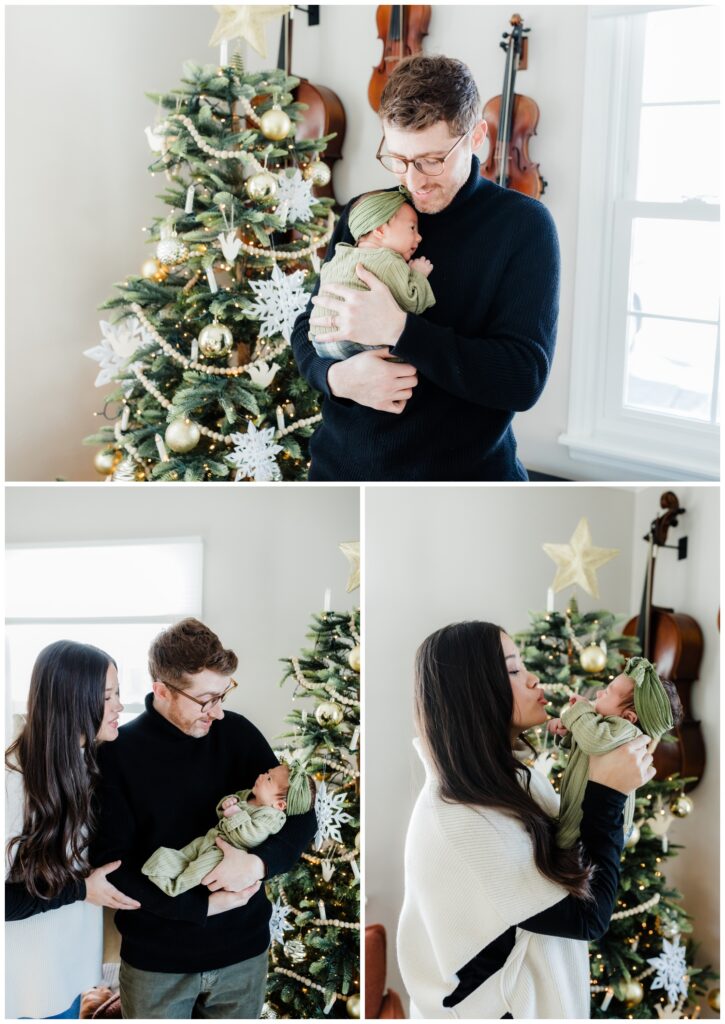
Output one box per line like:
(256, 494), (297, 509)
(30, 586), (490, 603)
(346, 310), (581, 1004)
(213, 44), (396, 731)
(516, 599), (717, 1018)
(264, 607), (361, 1019)
(84, 58), (336, 481)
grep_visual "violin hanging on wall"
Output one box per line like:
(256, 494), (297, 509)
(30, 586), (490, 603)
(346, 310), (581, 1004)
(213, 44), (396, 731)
(368, 5), (431, 113)
(623, 491), (705, 789)
(481, 13), (546, 199)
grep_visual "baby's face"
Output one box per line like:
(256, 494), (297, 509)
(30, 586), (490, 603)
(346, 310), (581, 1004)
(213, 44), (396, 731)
(593, 673), (636, 719)
(378, 203), (422, 260)
(253, 764), (290, 808)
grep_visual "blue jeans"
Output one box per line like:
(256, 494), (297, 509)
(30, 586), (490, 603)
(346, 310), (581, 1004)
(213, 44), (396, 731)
(119, 950), (268, 1019)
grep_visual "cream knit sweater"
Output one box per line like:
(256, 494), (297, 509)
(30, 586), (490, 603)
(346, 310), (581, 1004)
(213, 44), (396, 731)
(397, 739), (591, 1019)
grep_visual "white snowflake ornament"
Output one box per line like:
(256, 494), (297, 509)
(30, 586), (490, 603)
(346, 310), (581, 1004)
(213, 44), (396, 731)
(314, 781), (353, 851)
(247, 264), (308, 342)
(647, 936), (688, 1006)
(269, 897), (294, 944)
(227, 421), (283, 482)
(275, 168), (314, 223)
(84, 317), (152, 386)
(246, 361), (281, 389)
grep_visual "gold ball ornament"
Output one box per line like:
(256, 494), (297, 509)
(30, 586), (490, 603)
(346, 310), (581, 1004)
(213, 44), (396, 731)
(579, 643), (607, 674)
(134, 465), (148, 482)
(164, 418), (201, 453)
(283, 939), (307, 964)
(303, 160), (332, 186)
(198, 322), (234, 357)
(670, 794), (694, 818)
(246, 170), (278, 200)
(94, 449), (122, 475)
(348, 645), (361, 672)
(141, 257), (163, 280)
(315, 701), (344, 727)
(624, 823), (641, 847)
(260, 105), (291, 140)
(346, 993), (360, 1019)
(622, 980), (644, 1006)
(707, 988), (720, 1012)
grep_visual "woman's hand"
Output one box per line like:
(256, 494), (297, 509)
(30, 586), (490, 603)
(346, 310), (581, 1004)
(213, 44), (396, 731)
(85, 861), (141, 910)
(588, 734), (655, 794)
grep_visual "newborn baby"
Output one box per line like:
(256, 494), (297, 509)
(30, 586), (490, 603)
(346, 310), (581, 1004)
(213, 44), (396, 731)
(547, 657), (682, 849)
(142, 763), (315, 896)
(311, 188), (435, 360)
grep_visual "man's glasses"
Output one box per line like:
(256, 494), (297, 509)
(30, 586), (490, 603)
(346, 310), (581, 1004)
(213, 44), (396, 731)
(376, 130), (471, 176)
(163, 678), (238, 714)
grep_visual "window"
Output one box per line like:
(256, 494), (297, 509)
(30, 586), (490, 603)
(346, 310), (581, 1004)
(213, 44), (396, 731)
(5, 539), (203, 724)
(561, 5), (720, 479)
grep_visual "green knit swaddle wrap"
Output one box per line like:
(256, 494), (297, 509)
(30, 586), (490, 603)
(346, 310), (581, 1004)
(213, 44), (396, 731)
(625, 656), (674, 739)
(348, 189), (409, 241)
(286, 762), (314, 816)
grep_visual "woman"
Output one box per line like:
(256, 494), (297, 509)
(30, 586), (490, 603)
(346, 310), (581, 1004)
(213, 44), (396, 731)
(6, 640), (141, 1019)
(397, 622), (655, 1019)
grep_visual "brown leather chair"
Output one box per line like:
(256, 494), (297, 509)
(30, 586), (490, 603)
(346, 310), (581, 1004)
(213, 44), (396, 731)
(365, 923), (405, 1018)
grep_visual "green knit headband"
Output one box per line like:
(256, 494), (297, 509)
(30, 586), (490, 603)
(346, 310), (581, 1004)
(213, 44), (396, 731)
(286, 762), (314, 817)
(348, 188), (410, 241)
(625, 656), (674, 738)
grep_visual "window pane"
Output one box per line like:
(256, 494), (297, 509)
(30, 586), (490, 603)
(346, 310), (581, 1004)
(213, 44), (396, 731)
(628, 218), (720, 322)
(624, 315), (717, 421)
(6, 621), (167, 720)
(637, 105), (720, 202)
(5, 540), (203, 619)
(642, 8), (720, 104)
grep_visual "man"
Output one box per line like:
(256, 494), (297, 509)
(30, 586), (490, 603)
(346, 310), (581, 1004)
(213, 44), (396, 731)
(90, 619), (316, 1019)
(291, 55), (560, 481)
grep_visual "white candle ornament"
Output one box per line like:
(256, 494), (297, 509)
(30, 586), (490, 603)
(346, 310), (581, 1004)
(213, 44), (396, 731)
(185, 184), (195, 213)
(323, 588), (331, 611)
(206, 266), (219, 294)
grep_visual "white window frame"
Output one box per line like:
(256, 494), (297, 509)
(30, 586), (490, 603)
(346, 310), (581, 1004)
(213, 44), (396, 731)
(5, 537), (204, 720)
(560, 5), (720, 480)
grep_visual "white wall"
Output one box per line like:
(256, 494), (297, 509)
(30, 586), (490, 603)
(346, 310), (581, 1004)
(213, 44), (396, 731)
(7, 4), (631, 481)
(629, 485), (720, 1003)
(364, 484), (719, 1013)
(4, 485), (360, 741)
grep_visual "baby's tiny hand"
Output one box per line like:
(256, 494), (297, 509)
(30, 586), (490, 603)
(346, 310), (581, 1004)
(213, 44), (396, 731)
(547, 718), (569, 738)
(222, 797), (240, 817)
(569, 694), (588, 705)
(409, 257), (433, 278)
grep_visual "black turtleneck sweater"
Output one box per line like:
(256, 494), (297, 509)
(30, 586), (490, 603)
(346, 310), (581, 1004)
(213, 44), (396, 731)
(88, 695), (316, 973)
(291, 156), (560, 481)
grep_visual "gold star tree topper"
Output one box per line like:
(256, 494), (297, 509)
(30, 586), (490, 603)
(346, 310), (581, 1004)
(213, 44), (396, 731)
(209, 5), (291, 59)
(339, 542), (360, 593)
(542, 517), (619, 598)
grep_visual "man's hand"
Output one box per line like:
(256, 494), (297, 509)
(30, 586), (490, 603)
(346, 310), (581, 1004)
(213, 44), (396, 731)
(201, 838), (264, 892)
(207, 883), (261, 917)
(409, 256), (433, 278)
(327, 349), (418, 414)
(310, 264), (406, 348)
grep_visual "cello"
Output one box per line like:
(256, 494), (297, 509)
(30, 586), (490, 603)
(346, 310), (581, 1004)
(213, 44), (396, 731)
(368, 5), (431, 113)
(481, 13), (546, 199)
(623, 491), (705, 789)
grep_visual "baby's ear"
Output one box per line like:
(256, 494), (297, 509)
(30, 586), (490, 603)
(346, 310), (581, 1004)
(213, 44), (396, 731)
(274, 797), (287, 811)
(623, 707), (638, 725)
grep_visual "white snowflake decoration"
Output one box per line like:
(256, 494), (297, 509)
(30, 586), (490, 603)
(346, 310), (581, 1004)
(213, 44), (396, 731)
(314, 780), (353, 851)
(269, 897), (294, 944)
(247, 264), (308, 342)
(276, 168), (314, 223)
(227, 421), (283, 482)
(647, 936), (688, 1006)
(84, 317), (153, 386)
(246, 361), (281, 389)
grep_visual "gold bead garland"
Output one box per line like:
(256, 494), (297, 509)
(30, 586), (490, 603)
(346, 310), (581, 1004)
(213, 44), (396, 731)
(169, 114), (265, 170)
(236, 212), (335, 261)
(130, 303), (286, 378)
(271, 963), (355, 1005)
(302, 849), (358, 866)
(291, 656), (359, 706)
(319, 754), (360, 779)
(610, 893), (660, 920)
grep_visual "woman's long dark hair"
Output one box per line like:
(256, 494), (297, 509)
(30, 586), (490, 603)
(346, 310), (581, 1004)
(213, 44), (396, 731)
(5, 640), (116, 899)
(414, 621), (593, 900)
